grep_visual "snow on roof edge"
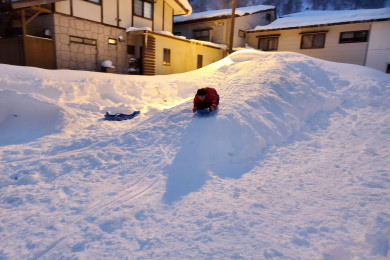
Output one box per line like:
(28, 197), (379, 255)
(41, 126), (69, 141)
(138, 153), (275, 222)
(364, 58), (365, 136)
(126, 27), (226, 50)
(174, 4), (275, 23)
(174, 0), (192, 16)
(248, 8), (390, 32)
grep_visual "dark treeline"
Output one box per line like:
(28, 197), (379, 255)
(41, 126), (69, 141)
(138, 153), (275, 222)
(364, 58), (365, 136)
(188, 0), (387, 15)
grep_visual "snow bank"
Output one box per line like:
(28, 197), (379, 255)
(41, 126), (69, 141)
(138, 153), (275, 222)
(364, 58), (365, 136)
(0, 90), (64, 146)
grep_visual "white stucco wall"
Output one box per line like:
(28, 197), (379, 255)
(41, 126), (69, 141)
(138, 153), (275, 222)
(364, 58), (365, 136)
(365, 21), (390, 73)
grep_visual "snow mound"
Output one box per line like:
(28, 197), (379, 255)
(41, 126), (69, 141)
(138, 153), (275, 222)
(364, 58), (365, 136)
(163, 51), (344, 202)
(0, 90), (65, 146)
(1, 50), (389, 259)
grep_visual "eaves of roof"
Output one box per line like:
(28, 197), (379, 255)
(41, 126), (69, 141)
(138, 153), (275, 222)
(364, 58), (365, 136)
(2, 0), (65, 10)
(174, 8), (275, 25)
(247, 17), (390, 33)
(173, 0), (191, 16)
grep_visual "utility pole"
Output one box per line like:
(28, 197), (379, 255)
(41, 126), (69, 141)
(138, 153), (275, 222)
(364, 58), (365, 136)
(228, 0), (237, 54)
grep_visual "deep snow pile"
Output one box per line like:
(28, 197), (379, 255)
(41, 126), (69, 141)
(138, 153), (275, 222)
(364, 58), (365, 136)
(0, 50), (389, 259)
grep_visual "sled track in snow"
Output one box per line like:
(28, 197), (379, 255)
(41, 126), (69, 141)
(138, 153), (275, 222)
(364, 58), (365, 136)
(32, 174), (162, 259)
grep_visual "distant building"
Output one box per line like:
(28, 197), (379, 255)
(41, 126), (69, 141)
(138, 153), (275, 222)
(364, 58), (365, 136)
(246, 8), (390, 73)
(0, 0), (225, 75)
(173, 5), (276, 49)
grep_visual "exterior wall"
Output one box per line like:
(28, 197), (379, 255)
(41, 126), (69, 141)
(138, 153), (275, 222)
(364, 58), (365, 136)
(163, 2), (174, 32)
(72, 0), (101, 22)
(54, 0), (177, 31)
(133, 16), (153, 29)
(233, 11), (275, 47)
(103, 0), (117, 26)
(174, 19), (228, 45)
(55, 0), (71, 15)
(118, 0), (132, 28)
(150, 33), (225, 75)
(53, 14), (128, 72)
(173, 9), (276, 48)
(365, 21), (390, 73)
(154, 0), (163, 31)
(246, 22), (375, 67)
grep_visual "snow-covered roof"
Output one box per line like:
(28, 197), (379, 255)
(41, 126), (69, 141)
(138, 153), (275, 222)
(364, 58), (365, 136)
(174, 4), (275, 23)
(248, 8), (390, 32)
(173, 0), (192, 16)
(126, 26), (226, 50)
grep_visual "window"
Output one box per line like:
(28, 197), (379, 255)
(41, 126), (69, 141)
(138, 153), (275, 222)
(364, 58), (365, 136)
(197, 55), (203, 69)
(84, 0), (101, 4)
(70, 36), (97, 46)
(163, 48), (170, 66)
(134, 0), (153, 19)
(300, 32), (326, 49)
(108, 38), (117, 45)
(266, 13), (271, 21)
(387, 64), (390, 74)
(339, 30), (369, 43)
(193, 28), (211, 41)
(70, 36), (83, 44)
(238, 30), (246, 38)
(258, 36), (278, 51)
(127, 45), (135, 55)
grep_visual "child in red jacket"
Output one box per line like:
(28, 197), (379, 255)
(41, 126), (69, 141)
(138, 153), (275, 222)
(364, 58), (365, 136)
(192, 87), (219, 112)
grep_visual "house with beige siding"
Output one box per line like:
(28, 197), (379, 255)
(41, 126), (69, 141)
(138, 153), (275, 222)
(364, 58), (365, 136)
(0, 0), (225, 74)
(173, 5), (276, 49)
(246, 8), (390, 73)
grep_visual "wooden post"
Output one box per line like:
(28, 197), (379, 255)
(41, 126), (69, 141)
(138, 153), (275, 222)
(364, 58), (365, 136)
(228, 0), (237, 54)
(20, 9), (27, 36)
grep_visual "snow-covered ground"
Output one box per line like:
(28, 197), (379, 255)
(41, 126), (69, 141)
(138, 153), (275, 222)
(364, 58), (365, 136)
(0, 50), (389, 259)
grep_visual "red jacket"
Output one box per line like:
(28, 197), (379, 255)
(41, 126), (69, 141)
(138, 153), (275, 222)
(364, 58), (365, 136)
(193, 88), (219, 110)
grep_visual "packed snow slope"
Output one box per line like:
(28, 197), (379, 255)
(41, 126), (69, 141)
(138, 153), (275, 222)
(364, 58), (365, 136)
(0, 50), (389, 259)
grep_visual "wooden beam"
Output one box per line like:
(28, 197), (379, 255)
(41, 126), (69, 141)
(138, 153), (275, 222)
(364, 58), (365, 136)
(25, 10), (43, 25)
(31, 5), (52, 13)
(20, 9), (27, 36)
(11, 0), (65, 9)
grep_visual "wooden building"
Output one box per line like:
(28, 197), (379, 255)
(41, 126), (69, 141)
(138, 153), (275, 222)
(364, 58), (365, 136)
(173, 5), (276, 49)
(0, 0), (225, 74)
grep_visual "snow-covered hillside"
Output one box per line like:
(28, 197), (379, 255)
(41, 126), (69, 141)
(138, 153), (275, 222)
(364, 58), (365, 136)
(0, 50), (389, 259)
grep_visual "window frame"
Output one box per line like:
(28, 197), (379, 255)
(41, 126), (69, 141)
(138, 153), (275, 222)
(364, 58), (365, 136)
(133, 0), (154, 20)
(257, 35), (279, 51)
(163, 48), (171, 66)
(238, 30), (246, 38)
(300, 32), (327, 49)
(193, 28), (212, 41)
(197, 54), (203, 69)
(70, 36), (97, 46)
(83, 0), (101, 4)
(108, 38), (117, 45)
(339, 30), (369, 44)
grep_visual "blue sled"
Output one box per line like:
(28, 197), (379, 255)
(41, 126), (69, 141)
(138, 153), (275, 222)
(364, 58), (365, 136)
(195, 108), (218, 115)
(196, 109), (212, 114)
(104, 111), (140, 121)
